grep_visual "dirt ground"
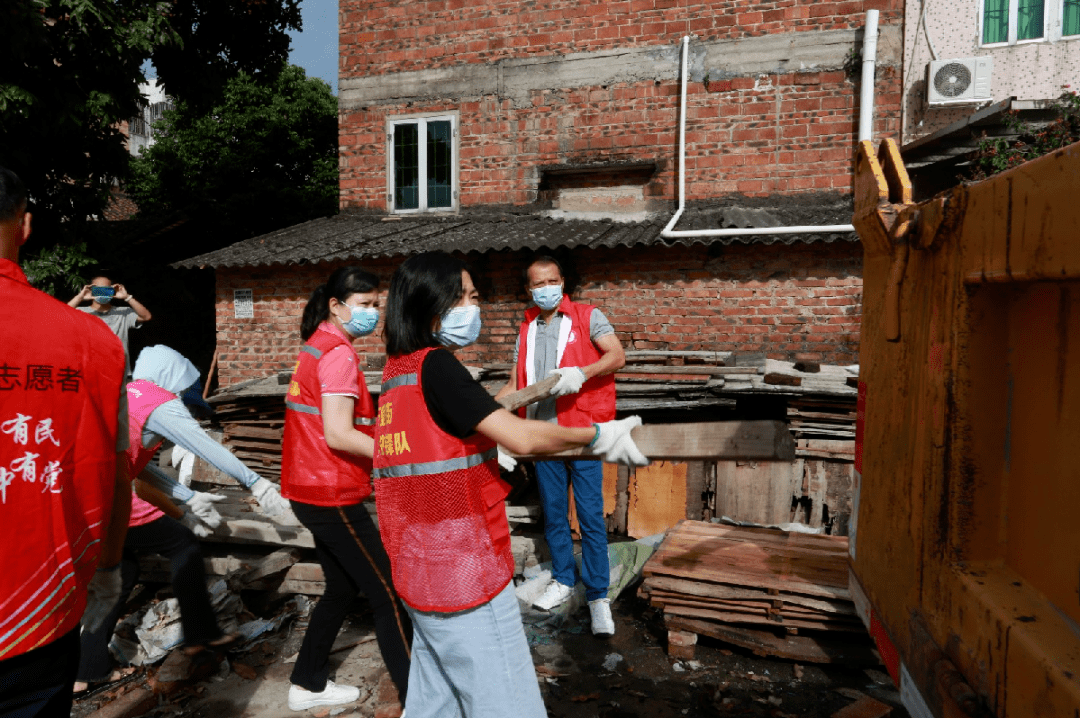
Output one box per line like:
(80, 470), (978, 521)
(72, 587), (908, 718)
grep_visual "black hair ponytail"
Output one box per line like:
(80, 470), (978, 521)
(299, 267), (380, 341)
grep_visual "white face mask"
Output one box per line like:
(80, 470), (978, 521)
(434, 304), (482, 347)
(531, 284), (563, 311)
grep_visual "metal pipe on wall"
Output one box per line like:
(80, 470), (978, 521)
(660, 23), (882, 239)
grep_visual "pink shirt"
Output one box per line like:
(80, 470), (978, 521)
(316, 321), (361, 398)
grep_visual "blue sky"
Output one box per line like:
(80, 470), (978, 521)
(288, 0), (339, 95)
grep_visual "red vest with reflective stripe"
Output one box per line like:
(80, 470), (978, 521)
(124, 379), (179, 526)
(281, 327), (374, 506)
(516, 296), (616, 427)
(373, 347), (513, 613)
(0, 260), (125, 660)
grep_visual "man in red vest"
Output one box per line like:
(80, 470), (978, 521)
(0, 166), (131, 716)
(497, 255), (625, 636)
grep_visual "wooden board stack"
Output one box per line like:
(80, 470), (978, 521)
(787, 397), (857, 461)
(639, 520), (875, 663)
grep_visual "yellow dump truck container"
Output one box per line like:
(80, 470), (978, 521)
(849, 139), (1080, 717)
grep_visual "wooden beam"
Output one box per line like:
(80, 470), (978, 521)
(497, 375), (558, 412)
(511, 420), (795, 461)
(617, 366), (758, 376)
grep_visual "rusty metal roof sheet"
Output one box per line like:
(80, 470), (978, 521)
(173, 203), (857, 269)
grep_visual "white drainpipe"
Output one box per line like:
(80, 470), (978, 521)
(661, 20), (880, 239)
(858, 9), (880, 142)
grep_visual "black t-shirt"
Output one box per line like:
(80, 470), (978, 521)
(421, 348), (502, 438)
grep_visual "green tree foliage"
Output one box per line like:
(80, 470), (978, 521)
(21, 241), (96, 296)
(0, 0), (301, 228)
(153, 0), (302, 113)
(968, 88), (1080, 181)
(0, 0), (178, 225)
(127, 64), (338, 245)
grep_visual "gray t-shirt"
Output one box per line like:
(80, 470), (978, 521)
(513, 307), (614, 423)
(79, 305), (141, 377)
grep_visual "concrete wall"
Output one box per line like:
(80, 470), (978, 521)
(337, 0), (904, 212)
(901, 0), (1080, 143)
(213, 242), (862, 387)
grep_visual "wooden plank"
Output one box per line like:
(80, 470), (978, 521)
(627, 461), (688, 539)
(713, 459), (802, 526)
(661, 604), (866, 632)
(642, 575), (856, 614)
(663, 615), (878, 665)
(212, 518), (315, 548)
(497, 375), (559, 412)
(512, 421), (796, 462)
(616, 366), (759, 376)
(685, 462), (706, 522)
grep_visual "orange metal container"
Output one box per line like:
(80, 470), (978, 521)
(850, 139), (1080, 717)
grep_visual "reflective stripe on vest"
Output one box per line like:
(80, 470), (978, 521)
(372, 447), (497, 480)
(381, 373), (417, 393)
(301, 345), (323, 359)
(287, 399), (375, 426)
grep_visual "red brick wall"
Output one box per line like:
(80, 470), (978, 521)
(338, 0), (903, 210)
(214, 242), (861, 387)
(340, 0), (902, 76)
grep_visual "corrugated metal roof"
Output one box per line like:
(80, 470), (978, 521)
(173, 204), (857, 269)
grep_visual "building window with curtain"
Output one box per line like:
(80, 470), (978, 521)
(981, 0), (1047, 44)
(1065, 0), (1080, 36)
(386, 114), (458, 213)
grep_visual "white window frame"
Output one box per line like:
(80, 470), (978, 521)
(386, 112), (459, 214)
(977, 0), (1080, 45)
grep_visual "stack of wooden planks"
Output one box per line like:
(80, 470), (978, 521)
(787, 396), (857, 461)
(639, 520), (875, 663)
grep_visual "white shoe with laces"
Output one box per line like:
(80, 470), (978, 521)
(532, 580), (573, 611)
(589, 597), (615, 636)
(288, 680), (361, 711)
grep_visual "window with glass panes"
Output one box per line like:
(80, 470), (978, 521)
(1065, 0), (1080, 35)
(389, 115), (456, 212)
(982, 0), (1047, 43)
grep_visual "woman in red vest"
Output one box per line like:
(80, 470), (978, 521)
(374, 251), (648, 718)
(281, 267), (412, 714)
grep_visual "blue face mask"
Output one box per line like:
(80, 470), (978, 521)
(435, 304), (481, 348)
(342, 305), (379, 338)
(531, 284), (563, 311)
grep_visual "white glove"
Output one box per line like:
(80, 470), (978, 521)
(592, 416), (650, 467)
(82, 565), (122, 633)
(497, 446), (517, 472)
(250, 478), (300, 526)
(180, 507), (214, 538)
(184, 491), (225, 529)
(548, 367), (587, 397)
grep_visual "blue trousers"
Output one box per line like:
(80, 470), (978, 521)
(535, 459), (609, 602)
(403, 582), (546, 718)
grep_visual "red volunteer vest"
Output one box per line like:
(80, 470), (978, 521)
(515, 296), (616, 427)
(281, 327), (374, 506)
(0, 260), (124, 660)
(124, 379), (180, 526)
(373, 347), (513, 613)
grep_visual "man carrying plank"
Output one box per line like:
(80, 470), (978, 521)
(496, 255), (625, 636)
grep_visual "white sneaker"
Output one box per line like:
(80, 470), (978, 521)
(288, 681), (361, 711)
(532, 580), (573, 610)
(589, 598), (615, 636)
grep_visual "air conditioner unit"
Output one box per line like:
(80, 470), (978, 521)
(926, 57), (993, 105)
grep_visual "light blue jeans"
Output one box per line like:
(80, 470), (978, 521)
(535, 459), (610, 601)
(403, 582), (547, 718)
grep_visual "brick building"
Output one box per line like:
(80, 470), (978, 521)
(177, 0), (904, 388)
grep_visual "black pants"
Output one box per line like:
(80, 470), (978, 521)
(77, 516), (222, 682)
(0, 627), (79, 718)
(290, 501), (412, 699)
